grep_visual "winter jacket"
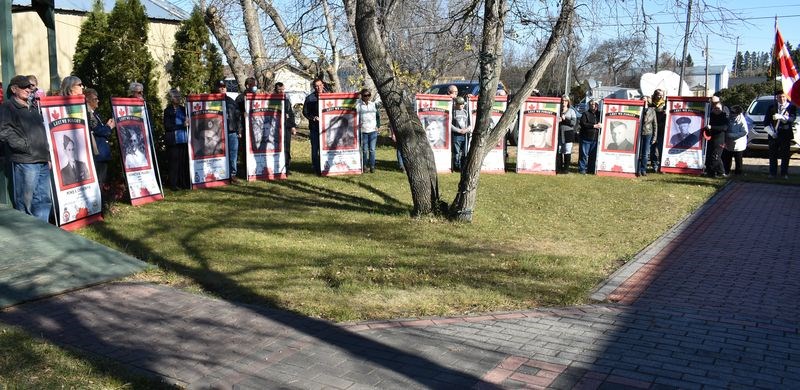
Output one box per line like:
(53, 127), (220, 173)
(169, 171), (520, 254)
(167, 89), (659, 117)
(725, 113), (749, 152)
(89, 110), (113, 162)
(578, 108), (601, 140)
(0, 98), (50, 164)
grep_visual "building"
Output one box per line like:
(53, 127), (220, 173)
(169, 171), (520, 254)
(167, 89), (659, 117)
(2, 0), (188, 99)
(683, 65), (730, 96)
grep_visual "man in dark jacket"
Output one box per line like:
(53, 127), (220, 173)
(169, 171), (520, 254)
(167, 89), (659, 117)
(274, 82), (297, 174)
(217, 80), (241, 181)
(578, 99), (601, 174)
(0, 75), (52, 222)
(763, 90), (797, 178)
(302, 79), (325, 175)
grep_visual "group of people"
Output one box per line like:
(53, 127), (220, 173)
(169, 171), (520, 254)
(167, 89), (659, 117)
(0, 74), (135, 222)
(164, 79), (298, 189)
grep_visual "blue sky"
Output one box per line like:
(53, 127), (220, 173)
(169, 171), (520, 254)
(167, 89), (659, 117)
(582, 1), (800, 69)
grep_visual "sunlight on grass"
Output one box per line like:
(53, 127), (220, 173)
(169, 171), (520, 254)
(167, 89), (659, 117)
(80, 142), (723, 322)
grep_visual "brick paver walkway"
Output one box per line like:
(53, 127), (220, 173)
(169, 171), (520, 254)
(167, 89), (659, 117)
(2, 181), (798, 389)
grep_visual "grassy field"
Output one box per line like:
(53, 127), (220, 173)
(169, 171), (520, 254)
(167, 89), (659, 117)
(75, 142), (724, 322)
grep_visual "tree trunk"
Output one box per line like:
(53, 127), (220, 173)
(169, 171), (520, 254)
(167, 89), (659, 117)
(354, 0), (441, 217)
(449, 0), (575, 222)
(241, 0), (274, 89)
(205, 6), (248, 88)
(343, 0), (376, 93)
(320, 0), (341, 91)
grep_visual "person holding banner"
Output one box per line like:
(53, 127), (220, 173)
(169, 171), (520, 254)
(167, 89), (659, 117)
(85, 88), (115, 190)
(578, 99), (601, 174)
(0, 75), (53, 222)
(217, 80), (241, 181)
(274, 82), (298, 174)
(723, 105), (749, 176)
(649, 89), (666, 173)
(557, 95), (577, 174)
(303, 79), (325, 175)
(763, 90), (797, 179)
(357, 88), (380, 173)
(451, 96), (471, 172)
(639, 96), (658, 177)
(164, 89), (190, 190)
(704, 96), (729, 178)
(59, 76), (84, 96)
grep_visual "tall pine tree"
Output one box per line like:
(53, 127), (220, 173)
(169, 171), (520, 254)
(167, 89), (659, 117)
(169, 7), (224, 94)
(72, 0), (107, 96)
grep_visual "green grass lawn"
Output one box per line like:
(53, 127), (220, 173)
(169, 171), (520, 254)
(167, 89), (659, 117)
(78, 142), (724, 322)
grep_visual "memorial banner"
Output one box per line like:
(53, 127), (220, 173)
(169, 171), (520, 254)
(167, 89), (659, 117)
(244, 93), (286, 180)
(416, 94), (452, 172)
(40, 95), (103, 230)
(187, 93), (230, 187)
(111, 97), (164, 205)
(469, 96), (507, 173)
(318, 92), (361, 176)
(596, 98), (644, 178)
(516, 96), (560, 174)
(662, 96), (707, 174)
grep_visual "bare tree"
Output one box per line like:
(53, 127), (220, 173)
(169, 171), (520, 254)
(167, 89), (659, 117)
(355, 0), (575, 220)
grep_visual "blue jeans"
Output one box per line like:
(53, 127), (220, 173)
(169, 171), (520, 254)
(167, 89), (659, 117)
(227, 133), (239, 177)
(452, 133), (466, 171)
(638, 134), (652, 174)
(361, 131), (378, 169)
(12, 162), (53, 222)
(578, 139), (597, 173)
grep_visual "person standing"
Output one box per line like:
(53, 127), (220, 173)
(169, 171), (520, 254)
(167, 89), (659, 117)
(704, 96), (729, 178)
(303, 79), (325, 175)
(649, 89), (666, 173)
(451, 96), (470, 172)
(0, 75), (52, 222)
(578, 99), (601, 174)
(638, 96), (657, 177)
(84, 88), (115, 191)
(274, 82), (297, 174)
(722, 105), (749, 175)
(357, 88), (380, 173)
(163, 89), (190, 190)
(763, 90), (796, 179)
(216, 80), (241, 181)
(59, 76), (84, 97)
(128, 82), (144, 98)
(557, 95), (577, 173)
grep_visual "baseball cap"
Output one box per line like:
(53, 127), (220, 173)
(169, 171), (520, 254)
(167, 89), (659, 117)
(216, 80), (226, 88)
(9, 75), (33, 89)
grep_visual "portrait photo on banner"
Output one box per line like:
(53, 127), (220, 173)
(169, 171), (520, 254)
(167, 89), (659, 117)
(192, 117), (225, 158)
(603, 119), (637, 152)
(55, 129), (93, 189)
(250, 114), (281, 152)
(322, 113), (357, 150)
(421, 114), (447, 149)
(521, 116), (555, 150)
(668, 115), (701, 149)
(119, 124), (150, 171)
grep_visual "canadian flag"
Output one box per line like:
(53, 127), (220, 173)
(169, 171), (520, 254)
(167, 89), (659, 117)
(775, 21), (798, 102)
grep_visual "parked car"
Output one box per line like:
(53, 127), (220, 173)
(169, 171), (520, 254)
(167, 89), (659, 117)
(745, 95), (800, 154)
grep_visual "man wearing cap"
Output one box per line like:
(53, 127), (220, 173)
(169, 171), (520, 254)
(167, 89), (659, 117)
(0, 75), (52, 222)
(217, 80), (241, 181)
(527, 120), (552, 149)
(763, 90), (797, 178)
(606, 121), (634, 151)
(670, 116), (699, 148)
(59, 134), (90, 186)
(451, 96), (471, 171)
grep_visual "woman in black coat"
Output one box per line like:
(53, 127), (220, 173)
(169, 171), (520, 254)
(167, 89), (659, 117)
(163, 89), (190, 190)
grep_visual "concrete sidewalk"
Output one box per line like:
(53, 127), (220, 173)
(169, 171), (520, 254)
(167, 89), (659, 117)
(1, 181), (799, 389)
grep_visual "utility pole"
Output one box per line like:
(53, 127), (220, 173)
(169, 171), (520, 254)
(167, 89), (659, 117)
(704, 35), (709, 96)
(654, 26), (660, 73)
(678, 0), (693, 96)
